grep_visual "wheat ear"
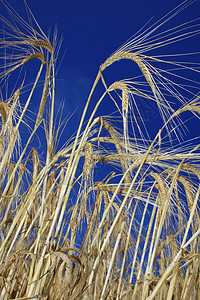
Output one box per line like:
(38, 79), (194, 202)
(109, 81), (129, 113)
(30, 40), (53, 53)
(21, 52), (45, 64)
(101, 51), (156, 100)
(0, 102), (9, 125)
(83, 142), (93, 176)
(7, 40), (53, 54)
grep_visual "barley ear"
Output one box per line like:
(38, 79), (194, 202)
(83, 142), (93, 177)
(28, 40), (54, 54)
(109, 81), (129, 113)
(101, 51), (157, 103)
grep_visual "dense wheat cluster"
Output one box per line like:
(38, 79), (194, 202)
(0, 1), (200, 299)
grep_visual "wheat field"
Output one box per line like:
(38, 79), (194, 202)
(0, 0), (200, 299)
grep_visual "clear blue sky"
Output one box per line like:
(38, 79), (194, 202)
(0, 0), (199, 148)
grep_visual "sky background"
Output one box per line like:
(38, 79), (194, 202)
(0, 0), (199, 151)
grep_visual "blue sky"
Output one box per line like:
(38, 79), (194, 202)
(0, 0), (199, 149)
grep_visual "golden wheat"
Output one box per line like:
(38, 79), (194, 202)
(0, 1), (199, 299)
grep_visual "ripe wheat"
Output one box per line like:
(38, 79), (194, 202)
(0, 1), (200, 299)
